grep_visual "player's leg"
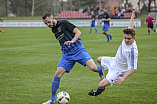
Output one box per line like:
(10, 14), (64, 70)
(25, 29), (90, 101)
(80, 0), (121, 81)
(90, 22), (94, 33)
(102, 25), (112, 42)
(85, 59), (104, 81)
(147, 25), (151, 35)
(43, 56), (75, 104)
(76, 49), (104, 81)
(93, 23), (97, 33)
(95, 27), (98, 33)
(89, 68), (118, 96)
(90, 27), (92, 33)
(88, 56), (116, 96)
(42, 67), (66, 104)
(150, 24), (156, 32)
(102, 30), (110, 42)
(50, 67), (66, 103)
(97, 57), (102, 64)
(148, 28), (150, 35)
(88, 78), (109, 96)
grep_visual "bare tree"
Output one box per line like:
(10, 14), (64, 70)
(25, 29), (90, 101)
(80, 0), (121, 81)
(5, 0), (8, 17)
(31, 0), (46, 16)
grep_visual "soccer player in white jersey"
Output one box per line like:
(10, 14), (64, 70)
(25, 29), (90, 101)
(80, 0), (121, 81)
(88, 7), (139, 96)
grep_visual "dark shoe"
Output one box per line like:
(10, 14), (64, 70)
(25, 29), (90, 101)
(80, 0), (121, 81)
(88, 90), (97, 96)
(110, 35), (112, 40)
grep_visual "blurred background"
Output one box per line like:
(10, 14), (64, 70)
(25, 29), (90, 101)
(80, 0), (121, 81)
(0, 0), (156, 20)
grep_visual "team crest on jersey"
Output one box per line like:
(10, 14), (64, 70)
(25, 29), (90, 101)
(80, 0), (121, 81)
(58, 26), (61, 32)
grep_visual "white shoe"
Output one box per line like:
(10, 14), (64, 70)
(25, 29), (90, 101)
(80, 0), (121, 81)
(42, 100), (55, 104)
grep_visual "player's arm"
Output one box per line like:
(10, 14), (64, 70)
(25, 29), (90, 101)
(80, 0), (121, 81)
(114, 69), (136, 84)
(64, 28), (81, 45)
(100, 13), (111, 24)
(128, 7), (139, 28)
(101, 18), (111, 22)
(100, 18), (111, 24)
(92, 18), (95, 21)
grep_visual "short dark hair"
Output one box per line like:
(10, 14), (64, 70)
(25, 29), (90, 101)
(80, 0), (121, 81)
(42, 12), (52, 20)
(123, 28), (136, 37)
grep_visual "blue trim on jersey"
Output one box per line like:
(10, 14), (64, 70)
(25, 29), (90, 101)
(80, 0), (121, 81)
(120, 43), (123, 55)
(61, 32), (82, 54)
(103, 21), (110, 26)
(131, 47), (134, 69)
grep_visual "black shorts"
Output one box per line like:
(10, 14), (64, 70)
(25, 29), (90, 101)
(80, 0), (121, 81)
(147, 24), (154, 28)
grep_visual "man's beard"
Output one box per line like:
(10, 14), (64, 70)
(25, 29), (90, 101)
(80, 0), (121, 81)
(52, 21), (55, 29)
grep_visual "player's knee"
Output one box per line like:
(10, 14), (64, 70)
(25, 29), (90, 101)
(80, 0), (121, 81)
(54, 71), (61, 77)
(55, 68), (65, 77)
(97, 57), (102, 64)
(90, 64), (97, 71)
(102, 31), (107, 35)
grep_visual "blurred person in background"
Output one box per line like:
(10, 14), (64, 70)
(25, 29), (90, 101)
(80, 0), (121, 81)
(90, 11), (98, 34)
(145, 14), (156, 35)
(100, 7), (112, 42)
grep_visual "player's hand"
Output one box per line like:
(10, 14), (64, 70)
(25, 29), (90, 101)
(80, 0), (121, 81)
(114, 77), (125, 84)
(100, 21), (102, 24)
(133, 6), (139, 14)
(64, 41), (74, 45)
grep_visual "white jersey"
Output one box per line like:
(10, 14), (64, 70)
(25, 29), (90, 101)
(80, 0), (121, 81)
(114, 39), (138, 73)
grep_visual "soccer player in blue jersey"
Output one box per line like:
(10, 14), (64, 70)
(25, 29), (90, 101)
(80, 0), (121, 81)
(42, 12), (104, 104)
(90, 11), (98, 33)
(100, 7), (112, 42)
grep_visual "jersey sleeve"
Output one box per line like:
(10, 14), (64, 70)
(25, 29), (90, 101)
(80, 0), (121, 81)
(129, 47), (138, 70)
(62, 20), (76, 33)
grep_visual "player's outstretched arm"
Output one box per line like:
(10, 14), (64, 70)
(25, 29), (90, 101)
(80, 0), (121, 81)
(128, 6), (139, 28)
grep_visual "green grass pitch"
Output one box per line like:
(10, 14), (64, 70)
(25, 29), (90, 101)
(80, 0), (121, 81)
(0, 26), (157, 104)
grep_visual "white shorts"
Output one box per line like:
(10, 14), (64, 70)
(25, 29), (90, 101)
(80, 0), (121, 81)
(101, 57), (124, 85)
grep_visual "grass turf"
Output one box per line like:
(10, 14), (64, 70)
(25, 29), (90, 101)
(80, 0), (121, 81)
(0, 26), (157, 104)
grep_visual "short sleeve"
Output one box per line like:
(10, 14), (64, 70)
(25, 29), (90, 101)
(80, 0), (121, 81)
(62, 20), (76, 33)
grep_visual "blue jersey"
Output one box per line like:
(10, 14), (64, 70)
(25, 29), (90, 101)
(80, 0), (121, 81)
(91, 15), (95, 23)
(91, 15), (96, 27)
(102, 12), (110, 26)
(52, 20), (82, 54)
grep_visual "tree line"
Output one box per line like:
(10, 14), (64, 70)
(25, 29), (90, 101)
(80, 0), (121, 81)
(0, 0), (102, 17)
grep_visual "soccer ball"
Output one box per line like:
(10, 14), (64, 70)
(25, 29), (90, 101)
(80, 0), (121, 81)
(56, 91), (70, 104)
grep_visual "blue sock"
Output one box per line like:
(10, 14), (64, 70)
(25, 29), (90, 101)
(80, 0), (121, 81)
(50, 76), (60, 102)
(108, 33), (111, 36)
(95, 65), (103, 75)
(95, 88), (105, 95)
(90, 29), (92, 33)
(95, 28), (97, 33)
(106, 34), (110, 42)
